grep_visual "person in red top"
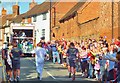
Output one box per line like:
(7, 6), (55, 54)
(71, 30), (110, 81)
(114, 38), (120, 53)
(87, 49), (95, 78)
(115, 37), (120, 46)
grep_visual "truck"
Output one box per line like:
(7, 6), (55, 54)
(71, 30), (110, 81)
(10, 23), (35, 56)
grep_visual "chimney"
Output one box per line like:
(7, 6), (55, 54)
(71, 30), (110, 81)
(12, 4), (19, 16)
(29, 0), (37, 10)
(2, 8), (7, 15)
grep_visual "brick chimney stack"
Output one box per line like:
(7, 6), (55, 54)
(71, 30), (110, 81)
(29, 0), (37, 10)
(12, 4), (19, 16)
(2, 8), (7, 15)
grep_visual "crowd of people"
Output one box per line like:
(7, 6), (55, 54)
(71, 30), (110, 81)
(17, 39), (33, 53)
(1, 36), (120, 82)
(13, 31), (26, 37)
(2, 40), (24, 82)
(39, 37), (120, 82)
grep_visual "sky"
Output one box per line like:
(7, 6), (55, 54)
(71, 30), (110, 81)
(0, 0), (46, 15)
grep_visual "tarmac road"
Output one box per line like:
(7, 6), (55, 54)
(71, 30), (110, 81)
(20, 57), (99, 83)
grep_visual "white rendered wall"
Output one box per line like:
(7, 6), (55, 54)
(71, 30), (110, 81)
(32, 11), (50, 44)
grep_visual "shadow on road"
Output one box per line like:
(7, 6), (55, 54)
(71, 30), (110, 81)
(18, 75), (99, 83)
(20, 58), (99, 83)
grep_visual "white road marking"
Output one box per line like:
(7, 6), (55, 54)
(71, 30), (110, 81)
(46, 72), (56, 79)
(27, 57), (56, 80)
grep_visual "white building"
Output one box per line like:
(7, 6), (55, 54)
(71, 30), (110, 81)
(23, 2), (55, 44)
(32, 11), (50, 44)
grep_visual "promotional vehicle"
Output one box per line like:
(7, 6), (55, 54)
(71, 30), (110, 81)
(10, 23), (35, 56)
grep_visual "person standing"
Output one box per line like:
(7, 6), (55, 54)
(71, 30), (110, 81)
(66, 42), (79, 81)
(51, 41), (60, 64)
(115, 51), (120, 82)
(32, 42), (47, 80)
(2, 44), (12, 81)
(9, 40), (24, 82)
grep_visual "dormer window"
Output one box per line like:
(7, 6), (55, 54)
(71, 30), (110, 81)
(42, 13), (47, 20)
(33, 16), (37, 22)
(42, 29), (45, 37)
(25, 18), (28, 23)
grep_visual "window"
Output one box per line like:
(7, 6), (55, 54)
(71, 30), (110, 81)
(13, 29), (33, 37)
(53, 33), (55, 37)
(33, 16), (37, 22)
(25, 18), (28, 23)
(62, 33), (64, 36)
(0, 30), (2, 39)
(42, 13), (47, 20)
(42, 29), (45, 37)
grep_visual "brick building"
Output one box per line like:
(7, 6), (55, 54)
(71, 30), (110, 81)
(0, 4), (20, 48)
(51, 1), (78, 40)
(0, 0), (37, 48)
(51, 1), (120, 43)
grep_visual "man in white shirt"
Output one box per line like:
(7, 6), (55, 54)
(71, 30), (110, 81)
(32, 42), (47, 80)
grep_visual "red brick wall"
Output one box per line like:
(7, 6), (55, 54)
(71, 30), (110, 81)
(27, 17), (32, 23)
(77, 2), (100, 23)
(12, 5), (19, 16)
(29, 2), (37, 10)
(52, 2), (120, 43)
(51, 2), (77, 40)
(118, 2), (120, 39)
(2, 8), (7, 15)
(52, 2), (100, 41)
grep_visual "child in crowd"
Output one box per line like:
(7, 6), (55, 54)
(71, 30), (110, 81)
(94, 58), (100, 80)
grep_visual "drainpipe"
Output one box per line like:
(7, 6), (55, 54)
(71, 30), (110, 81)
(50, 0), (51, 41)
(76, 12), (80, 27)
(112, 0), (114, 43)
(53, 7), (56, 27)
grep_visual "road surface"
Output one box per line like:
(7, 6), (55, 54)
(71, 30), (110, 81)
(20, 57), (99, 83)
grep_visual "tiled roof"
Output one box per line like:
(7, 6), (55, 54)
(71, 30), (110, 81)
(59, 2), (86, 22)
(6, 14), (15, 20)
(23, 2), (55, 18)
(0, 16), (2, 28)
(0, 14), (16, 28)
(0, 15), (7, 28)
(12, 13), (25, 23)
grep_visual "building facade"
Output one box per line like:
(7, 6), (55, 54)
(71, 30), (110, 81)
(23, 2), (55, 44)
(0, 4), (20, 49)
(32, 11), (50, 44)
(50, 2), (77, 40)
(51, 1), (120, 43)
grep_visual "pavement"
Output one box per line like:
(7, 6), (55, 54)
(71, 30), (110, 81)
(0, 67), (2, 83)
(0, 52), (3, 82)
(0, 49), (6, 83)
(0, 55), (99, 82)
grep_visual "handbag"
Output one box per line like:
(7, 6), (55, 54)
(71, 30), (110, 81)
(7, 52), (12, 68)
